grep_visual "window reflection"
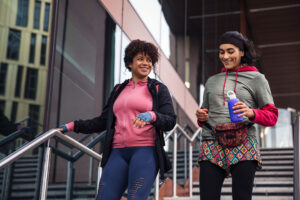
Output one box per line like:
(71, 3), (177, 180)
(114, 26), (156, 85)
(129, 0), (171, 59)
(6, 29), (21, 60)
(34, 1), (41, 29)
(0, 63), (8, 95)
(24, 68), (38, 100)
(43, 3), (50, 31)
(29, 33), (36, 63)
(16, 0), (29, 27)
(15, 66), (23, 98)
(40, 35), (47, 65)
(0, 0), (52, 136)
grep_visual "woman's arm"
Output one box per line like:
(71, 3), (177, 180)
(152, 84), (176, 131)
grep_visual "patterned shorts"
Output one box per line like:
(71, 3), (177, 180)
(199, 136), (262, 173)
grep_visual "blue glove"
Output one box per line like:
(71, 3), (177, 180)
(136, 112), (152, 122)
(59, 124), (68, 133)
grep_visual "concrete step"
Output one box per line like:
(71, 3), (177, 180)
(255, 171), (293, 177)
(260, 165), (293, 170)
(192, 186), (293, 195)
(260, 150), (294, 156)
(222, 178), (293, 185)
(261, 155), (294, 160)
(164, 196), (293, 200)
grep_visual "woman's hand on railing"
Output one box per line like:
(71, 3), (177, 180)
(57, 122), (74, 133)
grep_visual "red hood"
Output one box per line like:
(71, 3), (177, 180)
(221, 66), (258, 72)
(221, 66), (258, 106)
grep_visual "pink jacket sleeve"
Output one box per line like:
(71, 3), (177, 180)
(251, 104), (278, 126)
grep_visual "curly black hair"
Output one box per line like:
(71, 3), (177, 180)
(218, 31), (260, 66)
(124, 39), (159, 71)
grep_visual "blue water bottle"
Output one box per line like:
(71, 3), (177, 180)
(227, 90), (243, 123)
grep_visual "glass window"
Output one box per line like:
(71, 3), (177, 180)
(15, 66), (23, 97)
(33, 1), (41, 29)
(0, 100), (5, 112)
(6, 29), (21, 60)
(114, 26), (157, 85)
(29, 104), (40, 133)
(24, 68), (38, 99)
(43, 3), (50, 31)
(11, 102), (18, 123)
(129, 0), (171, 58)
(129, 0), (161, 43)
(40, 35), (47, 65)
(29, 33), (36, 63)
(0, 63), (8, 95)
(16, 0), (29, 27)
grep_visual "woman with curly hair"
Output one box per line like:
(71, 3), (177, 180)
(59, 39), (176, 199)
(196, 31), (278, 200)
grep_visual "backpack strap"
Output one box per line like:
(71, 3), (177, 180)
(114, 84), (121, 92)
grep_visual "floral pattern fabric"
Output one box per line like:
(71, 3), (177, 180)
(199, 136), (262, 172)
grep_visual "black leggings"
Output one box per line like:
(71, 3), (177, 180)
(199, 160), (257, 200)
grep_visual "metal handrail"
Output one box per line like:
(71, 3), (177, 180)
(0, 129), (102, 200)
(294, 115), (300, 200)
(155, 124), (202, 199)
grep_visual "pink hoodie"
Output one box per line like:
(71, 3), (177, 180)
(112, 80), (156, 148)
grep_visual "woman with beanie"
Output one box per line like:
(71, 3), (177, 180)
(196, 31), (278, 200)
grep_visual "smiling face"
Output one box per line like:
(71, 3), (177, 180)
(219, 44), (244, 70)
(129, 52), (153, 81)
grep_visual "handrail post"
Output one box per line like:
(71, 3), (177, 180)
(155, 174), (159, 200)
(96, 162), (102, 197)
(184, 137), (187, 180)
(172, 130), (177, 197)
(34, 146), (44, 200)
(294, 116), (300, 200)
(66, 151), (74, 200)
(189, 142), (193, 197)
(40, 140), (51, 200)
(89, 136), (94, 185)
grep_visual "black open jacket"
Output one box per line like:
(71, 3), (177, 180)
(73, 77), (176, 179)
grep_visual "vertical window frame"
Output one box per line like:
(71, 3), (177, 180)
(43, 3), (50, 31)
(40, 35), (47, 65)
(6, 29), (21, 60)
(0, 63), (8, 95)
(24, 67), (38, 100)
(29, 33), (36, 63)
(15, 66), (24, 98)
(16, 0), (29, 27)
(33, 1), (41, 29)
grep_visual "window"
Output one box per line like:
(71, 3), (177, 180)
(0, 100), (5, 112)
(40, 36), (47, 65)
(33, 1), (41, 29)
(6, 29), (21, 60)
(24, 68), (38, 99)
(0, 63), (8, 95)
(11, 102), (18, 123)
(43, 3), (50, 31)
(29, 34), (36, 63)
(29, 104), (40, 133)
(15, 66), (23, 97)
(16, 0), (29, 27)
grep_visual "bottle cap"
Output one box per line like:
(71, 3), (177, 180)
(227, 90), (236, 99)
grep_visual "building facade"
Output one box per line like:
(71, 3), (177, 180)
(0, 0), (52, 133)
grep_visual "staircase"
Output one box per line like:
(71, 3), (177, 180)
(0, 155), (97, 199)
(189, 147), (294, 200)
(1, 148), (295, 200)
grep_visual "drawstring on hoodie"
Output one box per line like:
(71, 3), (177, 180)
(222, 69), (239, 105)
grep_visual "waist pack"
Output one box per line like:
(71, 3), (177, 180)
(205, 122), (253, 147)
